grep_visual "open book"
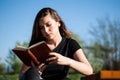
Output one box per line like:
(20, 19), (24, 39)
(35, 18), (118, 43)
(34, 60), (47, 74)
(12, 41), (51, 66)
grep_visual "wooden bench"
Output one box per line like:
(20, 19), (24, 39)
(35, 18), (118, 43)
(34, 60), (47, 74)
(81, 70), (120, 80)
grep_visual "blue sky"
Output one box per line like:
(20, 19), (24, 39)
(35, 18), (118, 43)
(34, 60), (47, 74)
(0, 0), (120, 62)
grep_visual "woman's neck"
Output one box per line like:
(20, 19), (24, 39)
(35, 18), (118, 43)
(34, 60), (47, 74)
(46, 35), (62, 47)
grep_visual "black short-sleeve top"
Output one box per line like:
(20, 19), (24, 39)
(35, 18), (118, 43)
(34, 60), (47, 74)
(41, 37), (81, 80)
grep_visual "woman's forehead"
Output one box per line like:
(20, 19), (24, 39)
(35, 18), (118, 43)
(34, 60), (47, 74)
(39, 14), (55, 25)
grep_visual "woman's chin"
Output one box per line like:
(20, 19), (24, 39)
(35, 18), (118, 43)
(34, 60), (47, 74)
(46, 36), (53, 40)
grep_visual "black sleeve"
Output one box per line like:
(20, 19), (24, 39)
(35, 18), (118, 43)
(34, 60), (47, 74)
(69, 39), (81, 58)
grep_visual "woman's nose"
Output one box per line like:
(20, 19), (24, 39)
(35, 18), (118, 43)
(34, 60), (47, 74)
(44, 26), (49, 33)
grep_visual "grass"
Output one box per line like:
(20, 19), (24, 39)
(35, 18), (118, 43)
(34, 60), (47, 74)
(0, 74), (18, 80)
(68, 73), (82, 80)
(0, 73), (82, 80)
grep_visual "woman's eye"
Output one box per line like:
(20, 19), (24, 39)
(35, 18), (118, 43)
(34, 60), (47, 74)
(47, 24), (52, 27)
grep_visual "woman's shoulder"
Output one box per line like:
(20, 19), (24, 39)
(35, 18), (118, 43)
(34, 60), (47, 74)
(64, 37), (81, 58)
(66, 37), (81, 48)
(65, 37), (78, 44)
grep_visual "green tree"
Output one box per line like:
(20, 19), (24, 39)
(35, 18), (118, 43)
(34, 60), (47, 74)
(90, 17), (120, 70)
(0, 62), (6, 74)
(84, 42), (104, 72)
(6, 50), (22, 74)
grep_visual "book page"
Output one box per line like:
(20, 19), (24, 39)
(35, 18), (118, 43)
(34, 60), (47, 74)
(29, 41), (46, 49)
(13, 45), (27, 51)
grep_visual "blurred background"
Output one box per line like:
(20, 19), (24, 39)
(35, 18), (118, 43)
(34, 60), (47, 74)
(0, 0), (120, 80)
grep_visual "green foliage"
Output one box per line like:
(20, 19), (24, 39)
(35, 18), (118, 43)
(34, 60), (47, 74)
(0, 74), (18, 80)
(0, 73), (81, 80)
(12, 61), (22, 73)
(90, 17), (120, 70)
(88, 53), (104, 72)
(0, 62), (6, 74)
(6, 50), (19, 65)
(6, 50), (22, 74)
(67, 73), (81, 80)
(92, 42), (101, 57)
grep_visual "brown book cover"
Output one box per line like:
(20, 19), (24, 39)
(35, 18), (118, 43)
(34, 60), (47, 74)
(12, 41), (51, 66)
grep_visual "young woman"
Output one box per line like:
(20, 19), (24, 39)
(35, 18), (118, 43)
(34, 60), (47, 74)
(19, 7), (93, 80)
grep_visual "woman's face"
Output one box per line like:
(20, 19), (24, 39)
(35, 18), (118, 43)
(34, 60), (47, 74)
(39, 14), (61, 40)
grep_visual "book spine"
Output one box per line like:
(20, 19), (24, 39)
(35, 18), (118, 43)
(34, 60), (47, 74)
(27, 49), (40, 66)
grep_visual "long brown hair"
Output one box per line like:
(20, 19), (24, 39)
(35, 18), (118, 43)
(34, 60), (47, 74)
(29, 7), (71, 46)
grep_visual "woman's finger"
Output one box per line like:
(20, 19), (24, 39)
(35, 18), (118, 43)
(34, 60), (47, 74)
(46, 56), (58, 62)
(38, 63), (46, 71)
(37, 63), (47, 75)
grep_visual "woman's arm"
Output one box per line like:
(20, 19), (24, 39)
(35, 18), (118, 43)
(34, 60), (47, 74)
(68, 49), (93, 75)
(19, 64), (31, 79)
(46, 49), (93, 75)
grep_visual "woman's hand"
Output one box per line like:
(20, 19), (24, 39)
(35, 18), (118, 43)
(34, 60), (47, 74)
(46, 52), (71, 66)
(31, 61), (46, 75)
(37, 63), (46, 75)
